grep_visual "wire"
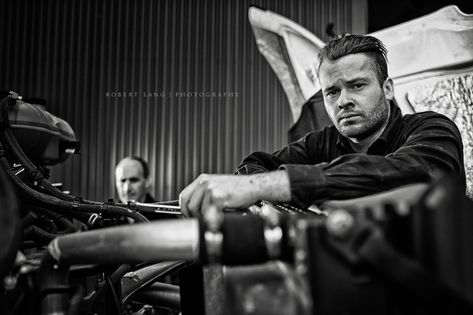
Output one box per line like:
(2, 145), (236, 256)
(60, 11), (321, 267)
(29, 205), (78, 233)
(23, 225), (58, 243)
(0, 155), (148, 223)
(106, 275), (122, 314)
(85, 264), (132, 311)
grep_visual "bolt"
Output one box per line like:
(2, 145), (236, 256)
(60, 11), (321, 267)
(327, 210), (354, 238)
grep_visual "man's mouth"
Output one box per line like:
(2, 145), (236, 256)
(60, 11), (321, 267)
(338, 113), (360, 122)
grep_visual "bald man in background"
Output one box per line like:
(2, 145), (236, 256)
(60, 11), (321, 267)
(115, 156), (155, 203)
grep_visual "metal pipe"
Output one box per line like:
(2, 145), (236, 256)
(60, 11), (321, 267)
(135, 202), (183, 216)
(47, 219), (200, 265)
(121, 261), (186, 305)
(40, 219), (200, 315)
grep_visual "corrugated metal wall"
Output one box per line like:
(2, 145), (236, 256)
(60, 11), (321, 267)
(0, 0), (367, 201)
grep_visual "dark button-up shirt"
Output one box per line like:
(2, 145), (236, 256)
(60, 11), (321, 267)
(237, 102), (465, 207)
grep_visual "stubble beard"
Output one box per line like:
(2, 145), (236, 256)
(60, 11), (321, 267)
(338, 99), (390, 141)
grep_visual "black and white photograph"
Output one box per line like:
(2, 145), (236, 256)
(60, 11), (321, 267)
(0, 0), (472, 314)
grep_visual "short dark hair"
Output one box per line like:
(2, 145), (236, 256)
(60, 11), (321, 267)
(317, 35), (388, 85)
(129, 156), (150, 179)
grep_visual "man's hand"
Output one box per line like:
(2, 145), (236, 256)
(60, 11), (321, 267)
(179, 171), (291, 217)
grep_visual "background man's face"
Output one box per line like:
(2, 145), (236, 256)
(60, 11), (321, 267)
(115, 159), (149, 203)
(318, 53), (393, 141)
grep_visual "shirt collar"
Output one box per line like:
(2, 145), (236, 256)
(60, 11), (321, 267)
(336, 100), (402, 154)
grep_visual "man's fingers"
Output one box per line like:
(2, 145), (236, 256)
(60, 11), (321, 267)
(180, 173), (257, 216)
(187, 182), (207, 216)
(179, 191), (190, 217)
(179, 179), (198, 216)
(180, 174), (209, 217)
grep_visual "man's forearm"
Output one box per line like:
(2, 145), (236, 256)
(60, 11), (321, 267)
(248, 170), (292, 203)
(179, 170), (292, 216)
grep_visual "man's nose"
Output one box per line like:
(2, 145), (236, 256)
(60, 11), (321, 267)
(123, 181), (131, 192)
(338, 90), (354, 109)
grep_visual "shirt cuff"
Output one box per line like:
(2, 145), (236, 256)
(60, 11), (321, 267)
(279, 164), (327, 208)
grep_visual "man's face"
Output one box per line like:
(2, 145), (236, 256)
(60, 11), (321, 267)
(115, 159), (149, 203)
(318, 53), (394, 141)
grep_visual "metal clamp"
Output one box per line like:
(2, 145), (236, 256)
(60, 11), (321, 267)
(203, 205), (224, 263)
(260, 203), (283, 260)
(326, 209), (354, 239)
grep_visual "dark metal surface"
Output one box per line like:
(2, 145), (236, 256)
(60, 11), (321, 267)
(222, 262), (311, 315)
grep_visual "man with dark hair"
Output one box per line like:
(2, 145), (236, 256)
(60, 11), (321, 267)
(317, 35), (389, 85)
(115, 156), (155, 203)
(179, 34), (465, 216)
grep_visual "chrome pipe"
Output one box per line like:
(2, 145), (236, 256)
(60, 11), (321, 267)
(47, 219), (200, 265)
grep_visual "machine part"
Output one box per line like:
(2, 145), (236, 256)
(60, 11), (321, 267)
(412, 176), (473, 304)
(356, 224), (473, 314)
(28, 178), (473, 315)
(132, 282), (180, 310)
(260, 203), (283, 259)
(0, 156), (149, 223)
(320, 182), (429, 216)
(21, 206), (78, 246)
(85, 264), (133, 312)
(134, 201), (183, 216)
(326, 209), (354, 239)
(301, 177), (473, 315)
(3, 95), (79, 165)
(204, 231), (223, 264)
(47, 219), (200, 265)
(68, 285), (85, 315)
(223, 261), (312, 315)
(0, 164), (20, 280)
(219, 214), (268, 266)
(179, 262), (206, 315)
(121, 261), (186, 305)
(38, 253), (71, 315)
(39, 219), (199, 315)
(0, 95), (48, 172)
(203, 204), (224, 264)
(0, 94), (100, 205)
(23, 225), (58, 244)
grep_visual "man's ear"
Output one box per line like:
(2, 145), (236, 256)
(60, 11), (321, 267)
(145, 177), (152, 191)
(383, 78), (394, 101)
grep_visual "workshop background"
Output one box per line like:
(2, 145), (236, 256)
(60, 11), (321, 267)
(0, 0), (471, 201)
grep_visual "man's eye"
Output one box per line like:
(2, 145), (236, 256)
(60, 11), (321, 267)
(325, 90), (338, 97)
(351, 83), (364, 89)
